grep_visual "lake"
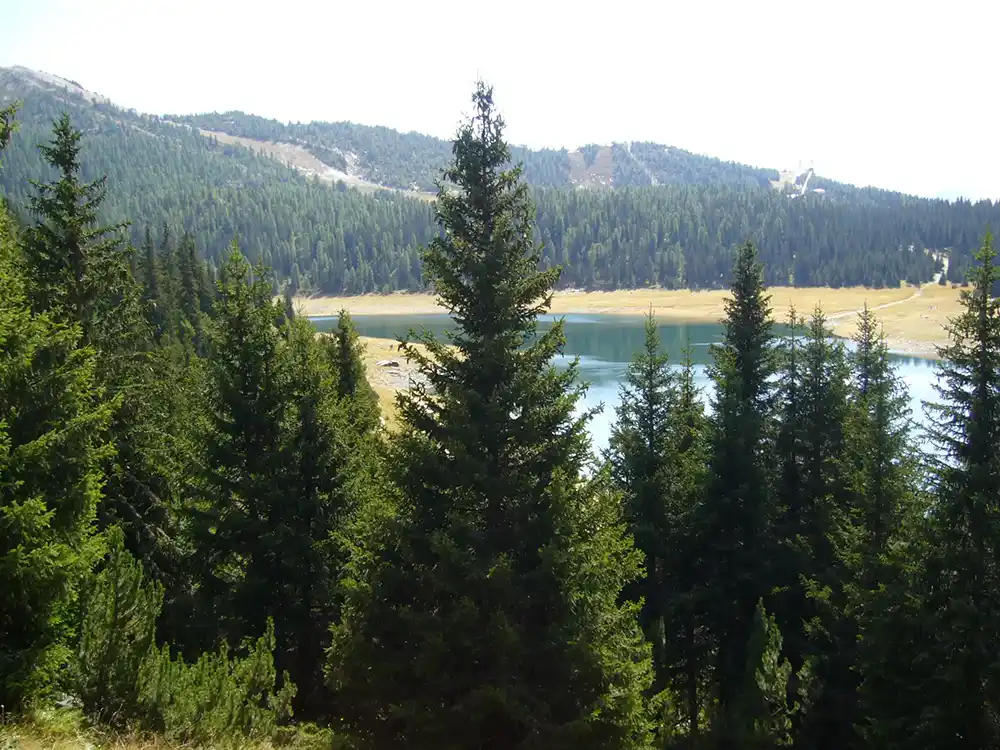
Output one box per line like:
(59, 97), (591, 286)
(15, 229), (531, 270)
(313, 313), (942, 453)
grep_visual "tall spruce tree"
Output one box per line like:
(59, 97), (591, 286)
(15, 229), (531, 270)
(779, 309), (856, 750)
(189, 243), (290, 651)
(330, 310), (380, 430)
(23, 115), (139, 347)
(693, 239), (779, 743)
(904, 230), (1000, 748)
(847, 305), (923, 748)
(329, 83), (654, 750)
(670, 341), (712, 739)
(846, 304), (918, 579)
(608, 315), (711, 740)
(608, 311), (678, 694)
(0, 202), (113, 708)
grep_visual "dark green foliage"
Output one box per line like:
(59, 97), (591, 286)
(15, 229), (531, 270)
(22, 114), (137, 345)
(693, 240), (779, 739)
(77, 526), (163, 724)
(330, 82), (654, 750)
(0, 206), (112, 709)
(0, 101), (18, 150)
(190, 246), (379, 720)
(1, 69), (993, 293)
(898, 230), (1000, 748)
(772, 309), (858, 749)
(77, 529), (296, 745)
(188, 243), (290, 644)
(140, 619), (296, 747)
(609, 312), (679, 689)
(330, 310), (380, 430)
(846, 304), (919, 575)
(608, 315), (711, 740)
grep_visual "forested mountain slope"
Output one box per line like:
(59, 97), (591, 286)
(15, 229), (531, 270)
(2, 65), (997, 292)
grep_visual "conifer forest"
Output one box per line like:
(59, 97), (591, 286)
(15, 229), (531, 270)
(3, 83), (1000, 750)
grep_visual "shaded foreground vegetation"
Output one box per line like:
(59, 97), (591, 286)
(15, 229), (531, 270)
(3, 88), (1000, 750)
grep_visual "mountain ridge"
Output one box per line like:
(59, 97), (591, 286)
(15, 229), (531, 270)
(2, 63), (998, 295)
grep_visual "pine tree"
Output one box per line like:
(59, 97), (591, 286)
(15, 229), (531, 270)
(0, 204), (113, 708)
(1, 102), (19, 151)
(847, 306), (924, 749)
(693, 239), (779, 741)
(330, 309), (380, 430)
(189, 243), (290, 652)
(330, 82), (654, 750)
(608, 311), (678, 693)
(23, 115), (138, 348)
(901, 230), (1000, 748)
(780, 309), (856, 750)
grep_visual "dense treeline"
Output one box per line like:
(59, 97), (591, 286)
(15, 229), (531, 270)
(3, 67), (1000, 292)
(5, 87), (1000, 750)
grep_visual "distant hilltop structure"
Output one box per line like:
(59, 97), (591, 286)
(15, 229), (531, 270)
(770, 161), (826, 198)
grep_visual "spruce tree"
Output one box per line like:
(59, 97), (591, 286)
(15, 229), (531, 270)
(902, 230), (1000, 748)
(670, 341), (711, 738)
(23, 118), (187, 584)
(0, 204), (113, 708)
(780, 309), (856, 750)
(847, 305), (923, 748)
(846, 304), (918, 580)
(189, 243), (290, 651)
(693, 239), (778, 741)
(330, 309), (380, 430)
(277, 315), (380, 719)
(23, 115), (139, 347)
(330, 83), (654, 750)
(1, 101), (19, 151)
(608, 311), (678, 693)
(608, 316), (711, 739)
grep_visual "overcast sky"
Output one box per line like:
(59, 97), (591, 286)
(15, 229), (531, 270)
(2, 0), (997, 200)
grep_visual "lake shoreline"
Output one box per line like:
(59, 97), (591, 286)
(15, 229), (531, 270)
(302, 284), (957, 360)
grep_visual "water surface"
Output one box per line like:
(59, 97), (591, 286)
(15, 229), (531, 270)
(313, 313), (940, 453)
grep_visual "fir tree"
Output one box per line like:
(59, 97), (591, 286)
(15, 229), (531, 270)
(189, 243), (290, 651)
(330, 82), (654, 750)
(23, 114), (138, 348)
(905, 230), (1000, 748)
(693, 239), (778, 741)
(0, 205), (113, 708)
(330, 310), (380, 430)
(608, 311), (678, 693)
(1, 101), (19, 151)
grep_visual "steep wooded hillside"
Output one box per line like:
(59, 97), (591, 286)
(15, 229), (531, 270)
(2, 65), (996, 292)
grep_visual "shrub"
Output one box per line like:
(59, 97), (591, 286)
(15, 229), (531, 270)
(77, 528), (296, 745)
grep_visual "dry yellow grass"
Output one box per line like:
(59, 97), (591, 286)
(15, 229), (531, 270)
(344, 283), (968, 427)
(300, 284), (966, 356)
(827, 282), (965, 358)
(299, 285), (917, 321)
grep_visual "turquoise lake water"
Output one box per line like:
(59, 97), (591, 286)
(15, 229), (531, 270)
(313, 313), (940, 453)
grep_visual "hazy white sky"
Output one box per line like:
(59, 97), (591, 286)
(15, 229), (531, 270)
(2, 0), (997, 200)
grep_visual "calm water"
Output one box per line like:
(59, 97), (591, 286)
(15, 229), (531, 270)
(313, 313), (941, 453)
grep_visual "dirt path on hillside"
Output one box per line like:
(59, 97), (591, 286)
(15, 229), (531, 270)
(826, 285), (924, 321)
